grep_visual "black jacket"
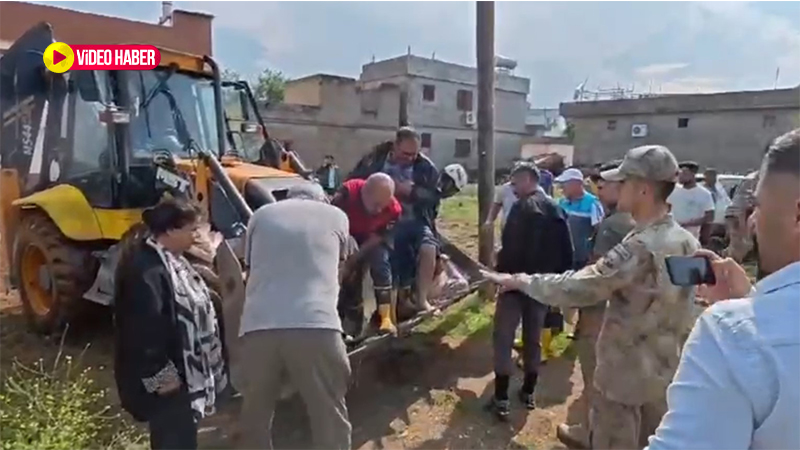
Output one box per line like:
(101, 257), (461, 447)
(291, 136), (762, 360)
(347, 141), (441, 232)
(496, 191), (574, 276)
(113, 240), (187, 422)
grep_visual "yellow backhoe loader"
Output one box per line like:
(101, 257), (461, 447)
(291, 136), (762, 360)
(0, 22), (319, 336)
(0, 24), (483, 381)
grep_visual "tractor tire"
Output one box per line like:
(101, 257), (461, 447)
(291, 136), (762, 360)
(14, 212), (97, 335)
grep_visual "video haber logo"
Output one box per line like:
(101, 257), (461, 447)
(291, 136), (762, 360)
(44, 43), (161, 73)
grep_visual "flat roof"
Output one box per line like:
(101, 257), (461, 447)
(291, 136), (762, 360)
(288, 73), (357, 84)
(561, 87), (800, 118)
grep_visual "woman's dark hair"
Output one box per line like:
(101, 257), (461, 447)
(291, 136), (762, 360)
(141, 197), (201, 236)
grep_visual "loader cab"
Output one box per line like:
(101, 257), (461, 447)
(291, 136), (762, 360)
(221, 80), (266, 163)
(0, 36), (225, 212)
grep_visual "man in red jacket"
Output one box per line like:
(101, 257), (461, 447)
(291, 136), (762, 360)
(331, 173), (402, 335)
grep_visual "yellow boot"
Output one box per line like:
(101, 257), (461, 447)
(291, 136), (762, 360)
(541, 328), (554, 362)
(378, 304), (397, 334)
(376, 290), (397, 335)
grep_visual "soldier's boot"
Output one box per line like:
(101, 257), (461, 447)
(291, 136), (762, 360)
(556, 423), (589, 449)
(375, 290), (397, 335)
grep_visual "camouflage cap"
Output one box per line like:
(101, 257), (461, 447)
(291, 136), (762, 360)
(600, 145), (678, 182)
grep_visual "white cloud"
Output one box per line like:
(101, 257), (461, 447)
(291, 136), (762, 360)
(658, 77), (728, 95)
(183, 1), (800, 104)
(635, 63), (689, 77)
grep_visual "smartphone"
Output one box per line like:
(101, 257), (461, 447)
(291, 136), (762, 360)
(665, 256), (716, 286)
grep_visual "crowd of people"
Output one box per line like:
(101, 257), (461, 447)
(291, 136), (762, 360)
(111, 125), (799, 450)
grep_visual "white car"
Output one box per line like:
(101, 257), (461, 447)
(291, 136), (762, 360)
(696, 174), (747, 198)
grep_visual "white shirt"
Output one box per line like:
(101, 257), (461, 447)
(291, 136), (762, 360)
(703, 182), (732, 224)
(646, 261), (800, 450)
(667, 185), (715, 238)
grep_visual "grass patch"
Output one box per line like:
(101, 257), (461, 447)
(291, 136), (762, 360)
(551, 330), (575, 359)
(439, 194), (479, 225)
(0, 356), (145, 450)
(416, 294), (494, 340)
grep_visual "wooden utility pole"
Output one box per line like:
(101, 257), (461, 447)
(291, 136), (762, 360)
(476, 1), (495, 268)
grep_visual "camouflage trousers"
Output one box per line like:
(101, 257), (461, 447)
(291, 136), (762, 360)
(589, 394), (667, 450)
(724, 216), (753, 263)
(574, 303), (605, 428)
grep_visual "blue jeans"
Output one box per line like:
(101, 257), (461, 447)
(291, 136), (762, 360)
(365, 242), (392, 289)
(392, 220), (438, 288)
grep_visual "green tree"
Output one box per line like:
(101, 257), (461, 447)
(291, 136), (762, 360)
(564, 121), (576, 142)
(254, 68), (288, 104)
(221, 68), (241, 82)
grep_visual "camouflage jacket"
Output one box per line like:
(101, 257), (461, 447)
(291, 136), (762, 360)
(519, 214), (700, 405)
(725, 170), (759, 219)
(724, 171), (759, 261)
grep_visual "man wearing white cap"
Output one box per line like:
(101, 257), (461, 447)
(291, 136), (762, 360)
(482, 145), (699, 449)
(554, 168), (605, 269)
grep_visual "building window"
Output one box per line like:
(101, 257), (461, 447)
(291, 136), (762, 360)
(421, 132), (432, 149)
(454, 138), (471, 158)
(763, 114), (776, 128)
(423, 84), (436, 102)
(678, 117), (689, 128)
(456, 89), (473, 111)
(606, 119), (617, 131)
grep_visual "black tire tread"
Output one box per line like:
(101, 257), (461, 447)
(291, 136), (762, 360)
(15, 211), (97, 334)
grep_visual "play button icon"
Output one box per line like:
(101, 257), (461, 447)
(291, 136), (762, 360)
(52, 50), (66, 65)
(43, 42), (74, 73)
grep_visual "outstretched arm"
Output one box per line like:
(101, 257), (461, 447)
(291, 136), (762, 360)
(483, 239), (649, 308)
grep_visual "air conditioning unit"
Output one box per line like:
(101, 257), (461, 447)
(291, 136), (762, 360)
(463, 111), (476, 127)
(631, 123), (648, 138)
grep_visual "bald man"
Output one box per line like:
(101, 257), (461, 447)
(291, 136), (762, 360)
(332, 173), (402, 335)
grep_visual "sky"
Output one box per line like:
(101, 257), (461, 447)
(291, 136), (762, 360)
(35, 1), (800, 107)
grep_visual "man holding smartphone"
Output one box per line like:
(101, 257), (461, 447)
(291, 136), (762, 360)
(646, 128), (800, 450)
(482, 145), (700, 449)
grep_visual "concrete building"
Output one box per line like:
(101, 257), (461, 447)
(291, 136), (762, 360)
(561, 87), (800, 172)
(0, 1), (213, 56)
(360, 54), (531, 171)
(262, 74), (402, 171)
(526, 107), (566, 137)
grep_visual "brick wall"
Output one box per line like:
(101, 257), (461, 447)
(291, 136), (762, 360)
(0, 1), (212, 56)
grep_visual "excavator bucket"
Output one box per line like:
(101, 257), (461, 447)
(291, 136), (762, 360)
(212, 239), (247, 390)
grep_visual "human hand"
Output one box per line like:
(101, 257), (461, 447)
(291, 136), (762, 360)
(694, 249), (753, 303)
(480, 270), (528, 292)
(156, 375), (181, 396)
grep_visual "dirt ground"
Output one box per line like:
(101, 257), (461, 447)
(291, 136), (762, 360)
(0, 189), (582, 449)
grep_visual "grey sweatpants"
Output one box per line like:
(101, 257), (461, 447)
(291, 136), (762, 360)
(493, 290), (548, 375)
(238, 329), (351, 450)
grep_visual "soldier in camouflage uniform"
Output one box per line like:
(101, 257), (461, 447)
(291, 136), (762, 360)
(724, 170), (759, 263)
(483, 145), (700, 449)
(557, 160), (636, 449)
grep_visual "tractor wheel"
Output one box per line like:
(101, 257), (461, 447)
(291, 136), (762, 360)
(14, 212), (97, 334)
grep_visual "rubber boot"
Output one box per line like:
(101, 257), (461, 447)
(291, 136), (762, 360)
(375, 290), (397, 335)
(541, 328), (553, 362)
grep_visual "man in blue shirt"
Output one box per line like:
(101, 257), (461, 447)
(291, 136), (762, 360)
(646, 128), (800, 450)
(554, 168), (604, 269)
